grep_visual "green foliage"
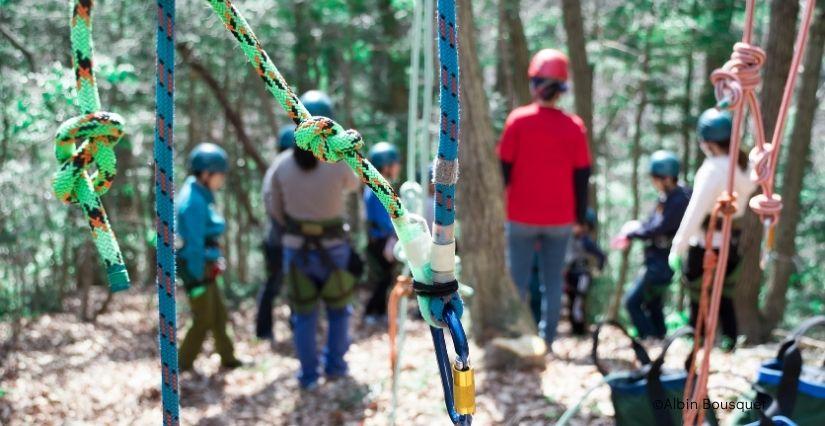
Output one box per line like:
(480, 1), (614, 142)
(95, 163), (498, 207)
(0, 0), (820, 330)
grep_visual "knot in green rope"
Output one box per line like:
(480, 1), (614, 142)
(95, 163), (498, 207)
(53, 112), (125, 202)
(294, 116), (363, 163)
(52, 110), (130, 291)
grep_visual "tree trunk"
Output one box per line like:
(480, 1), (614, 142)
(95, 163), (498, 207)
(762, 0), (824, 335)
(736, 0), (800, 343)
(457, 0), (536, 342)
(607, 33), (651, 321)
(696, 0), (736, 173)
(496, 0), (531, 110)
(376, 0), (408, 115)
(561, 0), (595, 161)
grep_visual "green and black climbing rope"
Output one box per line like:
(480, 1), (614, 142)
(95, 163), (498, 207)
(53, 0), (130, 291)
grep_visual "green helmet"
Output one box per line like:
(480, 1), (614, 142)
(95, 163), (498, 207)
(649, 150), (680, 178)
(697, 108), (732, 142)
(278, 125), (296, 151)
(368, 142), (400, 169)
(188, 143), (228, 174)
(300, 90), (334, 119)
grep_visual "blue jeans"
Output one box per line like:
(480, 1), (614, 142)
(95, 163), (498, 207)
(506, 221), (573, 345)
(623, 258), (673, 339)
(284, 244), (352, 388)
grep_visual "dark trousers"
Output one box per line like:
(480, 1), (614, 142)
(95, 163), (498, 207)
(364, 238), (394, 317)
(565, 270), (591, 335)
(624, 258), (673, 339)
(689, 298), (738, 343)
(256, 226), (284, 339)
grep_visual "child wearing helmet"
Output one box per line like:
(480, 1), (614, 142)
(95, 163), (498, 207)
(363, 142), (402, 325)
(563, 208), (606, 335)
(256, 125), (296, 344)
(670, 108), (756, 351)
(177, 143), (244, 372)
(614, 150), (690, 340)
(265, 90), (362, 389)
(497, 48), (592, 347)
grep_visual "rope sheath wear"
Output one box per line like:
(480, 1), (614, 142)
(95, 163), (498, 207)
(154, 0), (181, 424)
(684, 1), (817, 423)
(54, 0), (130, 291)
(206, 0), (473, 422)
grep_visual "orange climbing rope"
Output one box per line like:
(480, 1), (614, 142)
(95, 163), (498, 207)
(683, 1), (818, 423)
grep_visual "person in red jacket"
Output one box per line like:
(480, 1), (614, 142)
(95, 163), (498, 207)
(497, 49), (592, 348)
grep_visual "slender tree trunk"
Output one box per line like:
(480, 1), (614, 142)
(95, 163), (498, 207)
(561, 0), (598, 216)
(496, 0), (531, 109)
(292, 0), (316, 92)
(696, 0), (736, 173)
(457, 0), (536, 342)
(762, 0), (824, 337)
(736, 0), (800, 343)
(376, 0), (408, 115)
(608, 34), (651, 321)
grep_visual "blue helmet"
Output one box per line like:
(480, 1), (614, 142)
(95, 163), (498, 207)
(300, 90), (334, 119)
(189, 143), (229, 174)
(584, 208), (597, 227)
(368, 142), (400, 169)
(649, 150), (680, 178)
(697, 108), (732, 142)
(278, 125), (296, 151)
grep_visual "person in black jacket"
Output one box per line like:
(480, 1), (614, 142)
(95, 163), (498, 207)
(615, 151), (690, 339)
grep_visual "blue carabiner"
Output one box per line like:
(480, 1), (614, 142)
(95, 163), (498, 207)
(430, 302), (473, 425)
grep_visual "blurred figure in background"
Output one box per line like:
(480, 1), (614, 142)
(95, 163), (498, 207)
(615, 150), (689, 340)
(265, 90), (362, 389)
(671, 108), (755, 351)
(257, 125), (296, 345)
(176, 143), (244, 372)
(497, 49), (592, 348)
(362, 142), (402, 326)
(563, 208), (605, 335)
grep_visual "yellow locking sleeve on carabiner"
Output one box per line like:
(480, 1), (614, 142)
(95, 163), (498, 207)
(452, 364), (476, 415)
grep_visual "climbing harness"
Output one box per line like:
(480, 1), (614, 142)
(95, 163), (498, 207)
(204, 0), (474, 423)
(154, 0), (180, 424)
(282, 217), (357, 314)
(53, 0), (130, 292)
(684, 1), (818, 424)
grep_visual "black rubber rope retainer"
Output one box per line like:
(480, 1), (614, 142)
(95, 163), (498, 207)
(412, 280), (459, 297)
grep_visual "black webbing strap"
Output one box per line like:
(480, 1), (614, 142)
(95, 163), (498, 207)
(591, 320), (652, 376)
(646, 326), (695, 426)
(412, 279), (459, 297)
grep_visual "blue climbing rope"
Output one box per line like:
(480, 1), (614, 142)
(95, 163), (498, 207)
(154, 0), (180, 424)
(432, 0), (460, 248)
(428, 1), (473, 425)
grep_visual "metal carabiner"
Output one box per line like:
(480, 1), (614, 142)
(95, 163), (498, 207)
(430, 302), (475, 425)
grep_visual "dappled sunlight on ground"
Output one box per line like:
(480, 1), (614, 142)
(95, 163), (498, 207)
(0, 291), (793, 425)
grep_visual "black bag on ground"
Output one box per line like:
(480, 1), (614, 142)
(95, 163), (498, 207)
(592, 321), (717, 426)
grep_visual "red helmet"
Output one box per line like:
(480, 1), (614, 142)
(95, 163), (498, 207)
(528, 49), (569, 81)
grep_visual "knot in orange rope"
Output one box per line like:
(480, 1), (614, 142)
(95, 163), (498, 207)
(749, 193), (783, 223)
(710, 42), (765, 109)
(716, 191), (738, 217)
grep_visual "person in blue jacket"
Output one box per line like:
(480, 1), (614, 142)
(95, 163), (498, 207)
(177, 143), (243, 372)
(617, 150), (690, 339)
(363, 142), (401, 325)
